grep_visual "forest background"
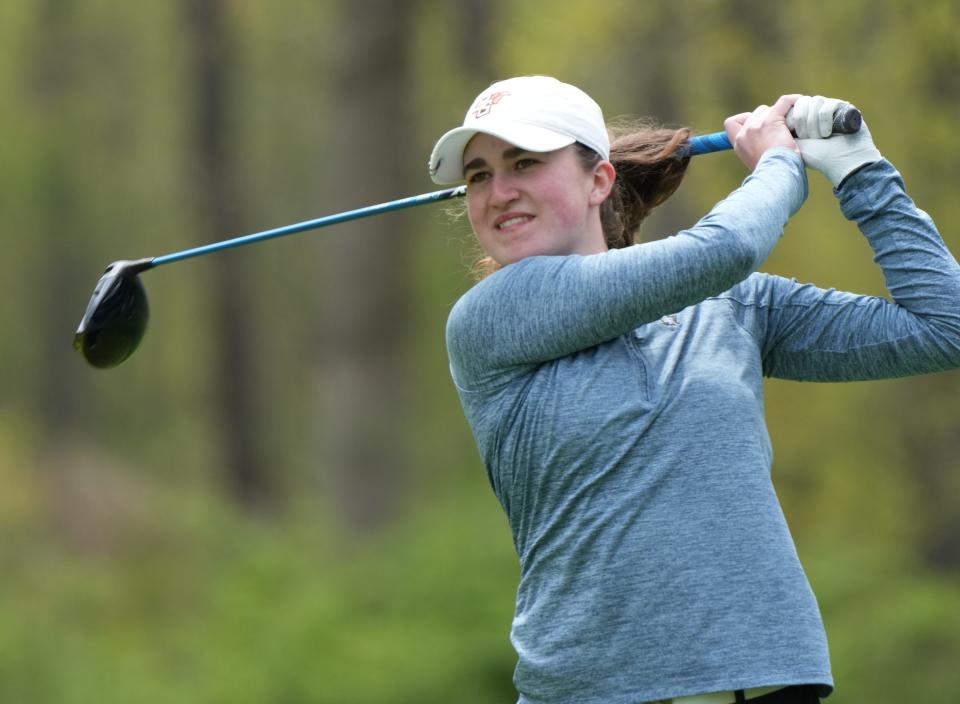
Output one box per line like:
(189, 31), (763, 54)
(1, 0), (959, 702)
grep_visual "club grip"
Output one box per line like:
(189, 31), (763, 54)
(832, 102), (862, 134)
(787, 101), (862, 137)
(688, 101), (864, 156)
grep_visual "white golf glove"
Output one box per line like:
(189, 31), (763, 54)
(786, 95), (882, 188)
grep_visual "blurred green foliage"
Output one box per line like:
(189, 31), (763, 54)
(0, 431), (517, 702)
(0, 0), (958, 701)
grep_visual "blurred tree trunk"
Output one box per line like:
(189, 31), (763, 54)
(620, 4), (690, 242)
(185, 0), (272, 511)
(899, 377), (960, 571)
(28, 0), (83, 442)
(458, 0), (495, 79)
(316, 0), (417, 534)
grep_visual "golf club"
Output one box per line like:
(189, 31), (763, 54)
(75, 104), (862, 369)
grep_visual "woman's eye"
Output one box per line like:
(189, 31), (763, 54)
(515, 158), (538, 170)
(467, 171), (490, 185)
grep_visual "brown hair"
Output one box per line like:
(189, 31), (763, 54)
(471, 119), (691, 280)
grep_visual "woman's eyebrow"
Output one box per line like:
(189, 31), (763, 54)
(462, 156), (487, 177)
(463, 147), (532, 177)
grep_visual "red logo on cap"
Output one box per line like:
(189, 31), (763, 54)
(472, 91), (510, 119)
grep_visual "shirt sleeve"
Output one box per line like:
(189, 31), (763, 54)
(446, 148), (808, 392)
(750, 160), (960, 381)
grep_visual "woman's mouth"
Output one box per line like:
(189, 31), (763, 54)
(496, 215), (534, 231)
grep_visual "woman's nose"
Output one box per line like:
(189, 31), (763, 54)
(489, 173), (520, 206)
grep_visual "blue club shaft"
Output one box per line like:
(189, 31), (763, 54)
(152, 184), (470, 266)
(150, 131), (731, 268)
(686, 131), (732, 156)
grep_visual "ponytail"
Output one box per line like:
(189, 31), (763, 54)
(586, 119), (691, 250)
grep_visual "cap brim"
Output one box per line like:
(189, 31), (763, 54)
(429, 122), (576, 185)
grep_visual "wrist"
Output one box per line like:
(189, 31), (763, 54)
(835, 159), (882, 192)
(757, 146), (805, 175)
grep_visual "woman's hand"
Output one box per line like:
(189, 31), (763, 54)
(787, 95), (882, 188)
(724, 94), (801, 171)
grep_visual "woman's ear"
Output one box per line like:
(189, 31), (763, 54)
(589, 161), (616, 206)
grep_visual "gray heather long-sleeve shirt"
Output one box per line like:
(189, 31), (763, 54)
(445, 148), (960, 704)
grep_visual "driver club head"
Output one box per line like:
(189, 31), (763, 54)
(74, 258), (155, 369)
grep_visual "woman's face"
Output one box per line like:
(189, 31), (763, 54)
(462, 134), (613, 267)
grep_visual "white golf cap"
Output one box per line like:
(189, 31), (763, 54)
(428, 76), (610, 185)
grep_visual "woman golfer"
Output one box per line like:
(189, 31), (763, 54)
(429, 76), (960, 704)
